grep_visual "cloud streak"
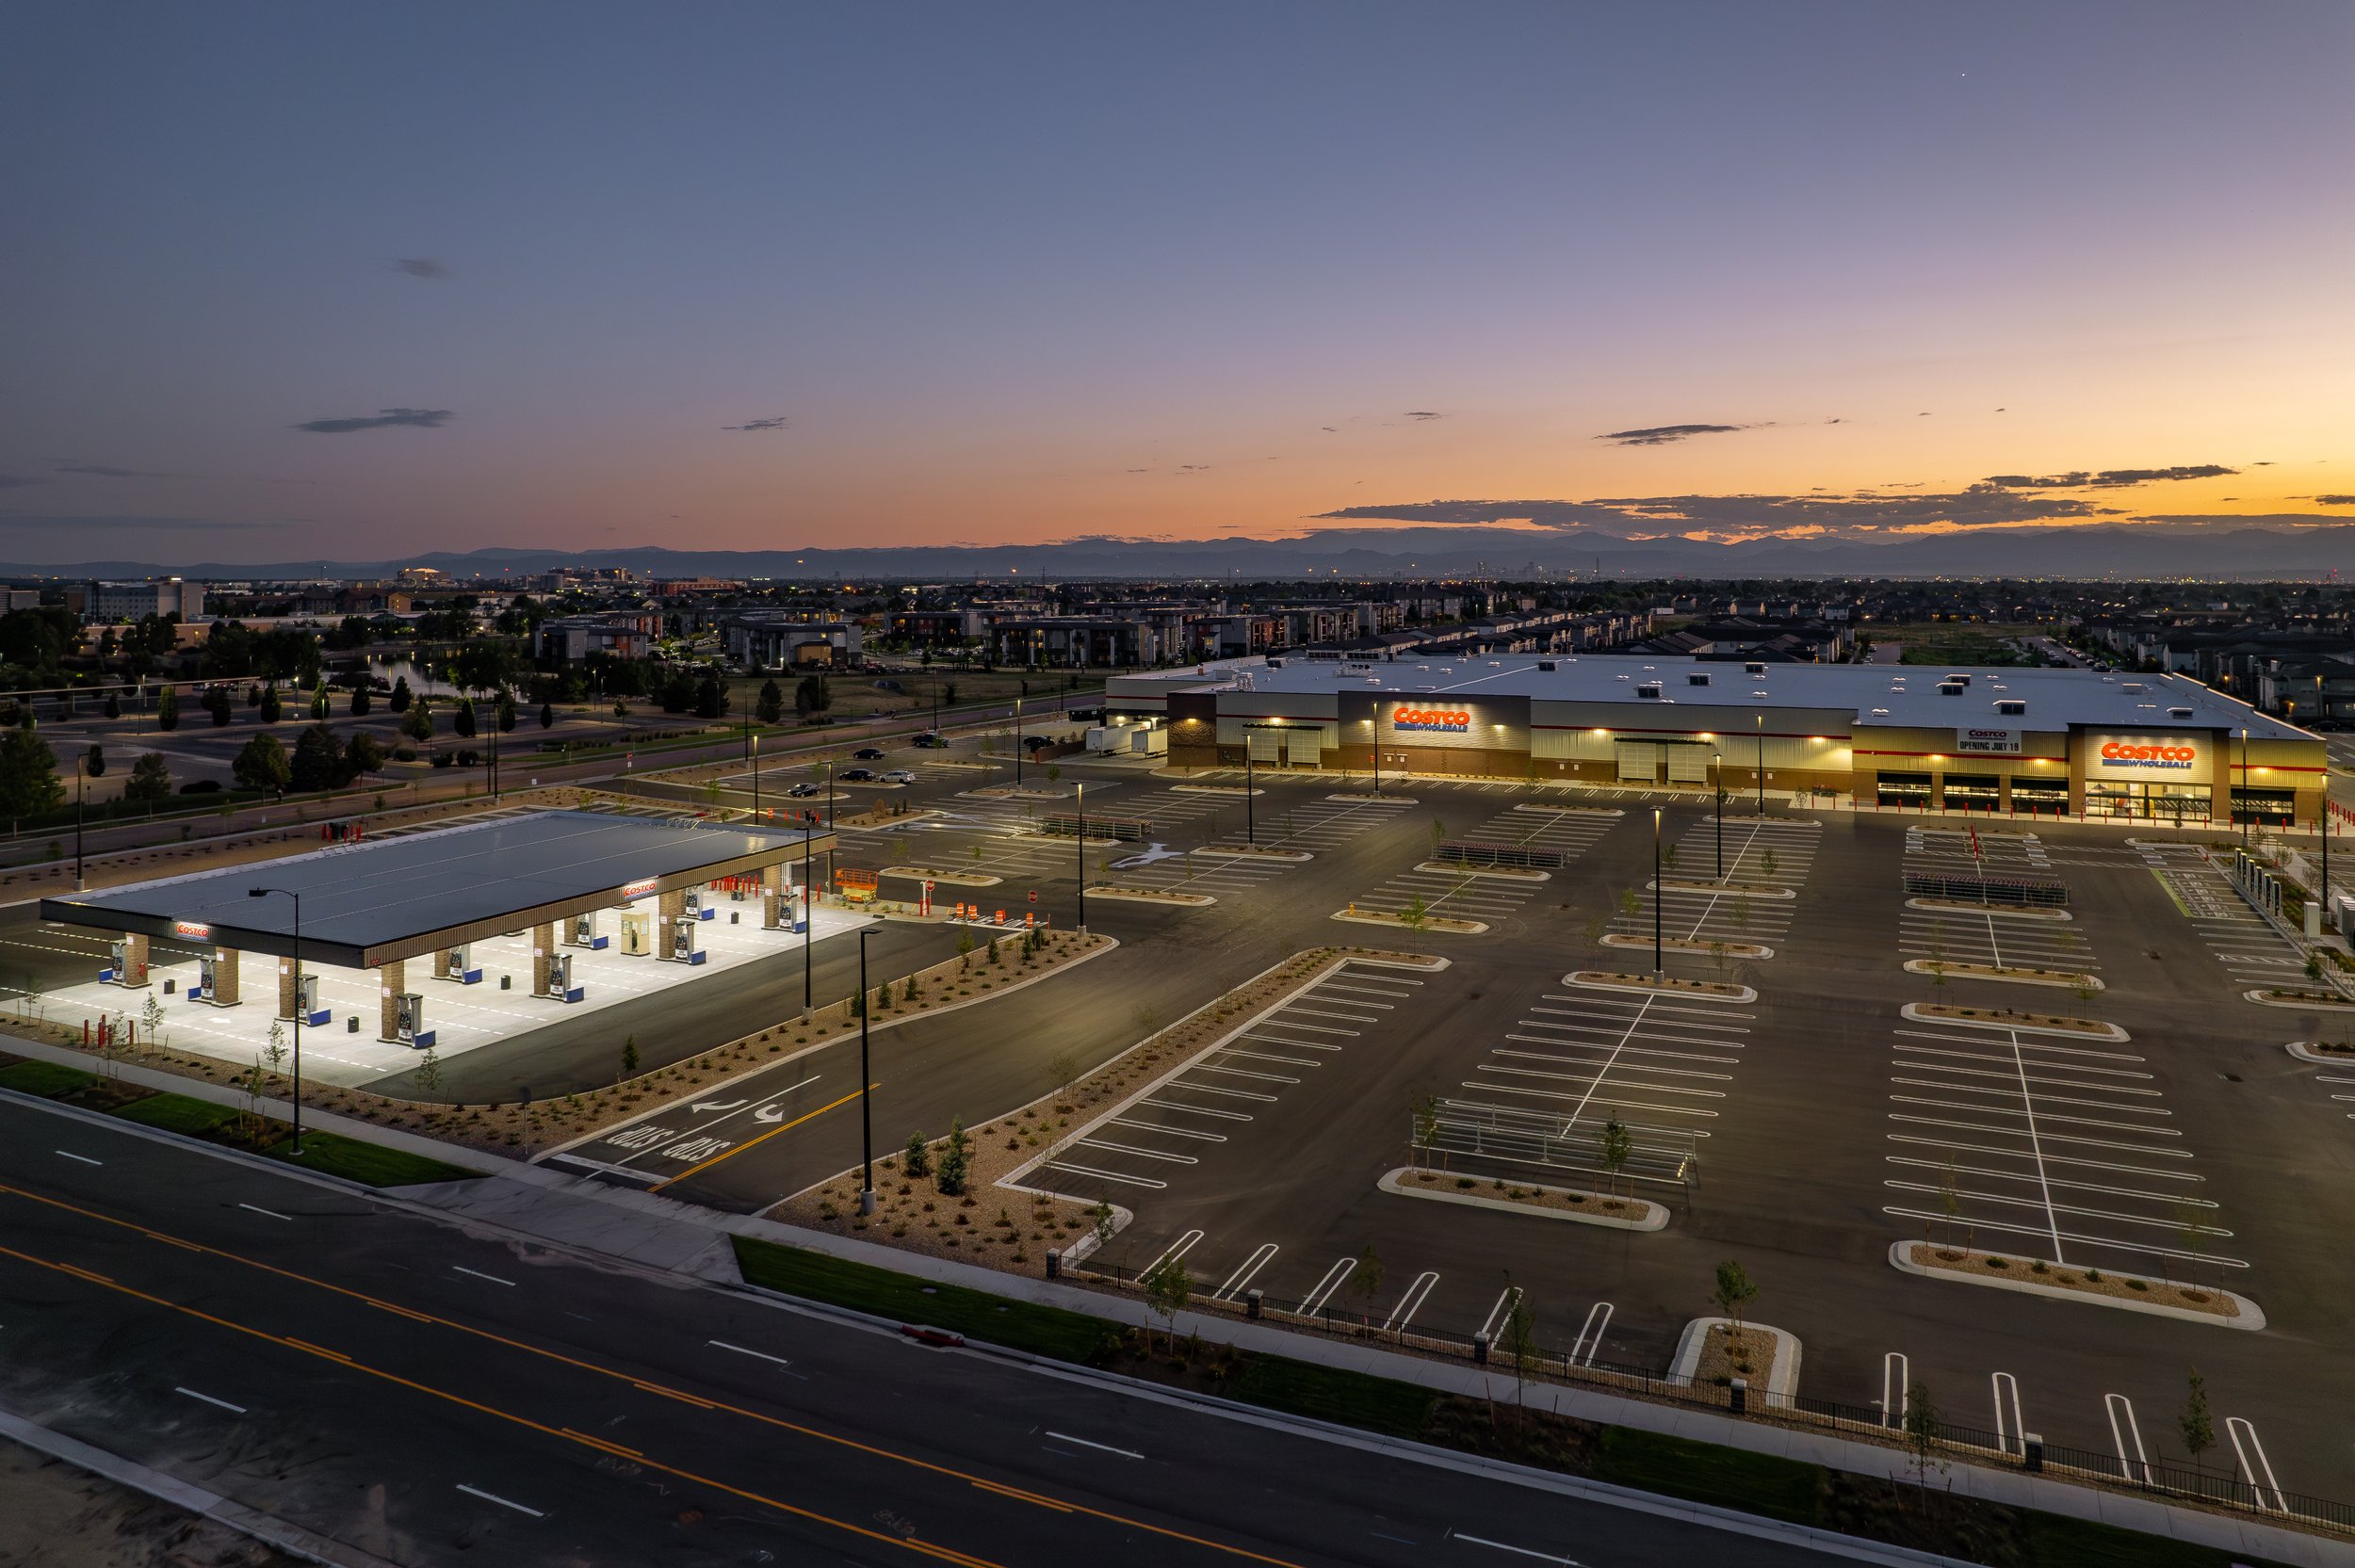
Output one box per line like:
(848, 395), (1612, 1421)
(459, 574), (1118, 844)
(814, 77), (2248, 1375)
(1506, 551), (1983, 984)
(723, 416), (789, 431)
(1596, 423), (1746, 446)
(392, 257), (450, 280)
(294, 408), (454, 434)
(1979, 464), (2235, 489)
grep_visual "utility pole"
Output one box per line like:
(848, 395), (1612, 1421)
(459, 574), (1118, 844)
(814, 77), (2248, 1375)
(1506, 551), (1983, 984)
(1014, 697), (1024, 788)
(801, 818), (813, 1011)
(750, 732), (760, 823)
(1076, 781), (1087, 929)
(1244, 742), (1255, 844)
(857, 927), (876, 1215)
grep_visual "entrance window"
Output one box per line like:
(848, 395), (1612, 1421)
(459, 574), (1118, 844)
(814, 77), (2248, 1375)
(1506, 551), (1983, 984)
(1876, 771), (1932, 809)
(1941, 774), (2000, 812)
(2232, 787), (2297, 826)
(2010, 779), (2067, 816)
(2091, 782), (2216, 821)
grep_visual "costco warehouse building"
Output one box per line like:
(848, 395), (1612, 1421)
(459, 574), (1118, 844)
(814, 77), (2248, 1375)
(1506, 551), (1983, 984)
(1103, 655), (2325, 825)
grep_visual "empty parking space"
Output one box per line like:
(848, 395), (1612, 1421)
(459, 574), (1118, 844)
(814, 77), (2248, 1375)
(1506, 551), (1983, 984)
(1905, 825), (2054, 872)
(2143, 846), (2312, 990)
(1350, 802), (1618, 926)
(1620, 816), (1817, 956)
(1878, 1017), (2242, 1279)
(1031, 961), (1425, 1199)
(1897, 906), (2099, 977)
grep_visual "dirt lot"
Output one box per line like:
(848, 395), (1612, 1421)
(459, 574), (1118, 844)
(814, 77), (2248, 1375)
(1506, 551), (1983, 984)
(0, 1439), (302, 1568)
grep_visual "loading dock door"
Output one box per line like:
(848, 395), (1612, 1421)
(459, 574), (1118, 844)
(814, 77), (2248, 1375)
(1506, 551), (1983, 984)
(1246, 729), (1282, 764)
(1665, 744), (1711, 784)
(1285, 730), (1322, 767)
(1616, 741), (1661, 784)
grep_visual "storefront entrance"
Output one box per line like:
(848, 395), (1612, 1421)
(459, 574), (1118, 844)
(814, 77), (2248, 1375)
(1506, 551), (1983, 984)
(2087, 782), (2213, 823)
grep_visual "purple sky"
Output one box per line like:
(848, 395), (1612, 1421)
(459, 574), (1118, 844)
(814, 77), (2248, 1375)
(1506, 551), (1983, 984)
(4, 1), (2351, 563)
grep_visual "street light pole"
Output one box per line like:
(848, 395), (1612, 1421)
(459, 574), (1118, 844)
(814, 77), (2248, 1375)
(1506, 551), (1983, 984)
(751, 732), (760, 823)
(1651, 807), (1664, 977)
(1014, 697), (1024, 788)
(1713, 752), (1724, 881)
(2241, 725), (2249, 849)
(74, 753), (85, 892)
(1244, 743), (1255, 844)
(857, 926), (877, 1215)
(801, 817), (813, 1011)
(246, 886), (304, 1156)
(1076, 782), (1087, 929)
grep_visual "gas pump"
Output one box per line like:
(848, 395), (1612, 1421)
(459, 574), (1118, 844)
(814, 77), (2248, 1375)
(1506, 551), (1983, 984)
(670, 918), (707, 965)
(570, 913), (609, 950)
(395, 993), (434, 1048)
(197, 955), (217, 1000)
(549, 951), (585, 1002)
(296, 973), (329, 1026)
(106, 940), (127, 984)
(685, 886), (714, 921)
(443, 943), (481, 984)
(787, 885), (807, 935)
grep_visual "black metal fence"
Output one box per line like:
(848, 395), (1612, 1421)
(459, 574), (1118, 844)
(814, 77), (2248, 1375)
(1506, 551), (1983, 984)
(1064, 1253), (2353, 1539)
(1436, 838), (1567, 870)
(1902, 870), (2069, 907)
(1034, 814), (1151, 841)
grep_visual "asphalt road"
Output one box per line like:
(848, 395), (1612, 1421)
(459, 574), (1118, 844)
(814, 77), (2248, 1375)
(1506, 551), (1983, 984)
(0, 1099), (1872, 1568)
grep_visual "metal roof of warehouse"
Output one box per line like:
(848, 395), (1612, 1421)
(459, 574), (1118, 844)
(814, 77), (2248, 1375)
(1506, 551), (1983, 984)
(1108, 655), (2308, 738)
(41, 809), (828, 968)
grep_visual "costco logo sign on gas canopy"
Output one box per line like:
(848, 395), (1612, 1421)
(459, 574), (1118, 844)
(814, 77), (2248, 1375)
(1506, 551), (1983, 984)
(1392, 706), (1471, 734)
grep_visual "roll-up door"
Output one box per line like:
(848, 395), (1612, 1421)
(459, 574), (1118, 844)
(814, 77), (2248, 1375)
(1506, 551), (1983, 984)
(1286, 730), (1322, 766)
(1665, 744), (1711, 784)
(1616, 740), (1661, 783)
(1246, 729), (1282, 763)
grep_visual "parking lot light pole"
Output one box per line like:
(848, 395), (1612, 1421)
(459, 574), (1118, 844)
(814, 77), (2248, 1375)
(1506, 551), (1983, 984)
(246, 886), (303, 1156)
(1076, 782), (1087, 929)
(1712, 752), (1724, 881)
(857, 926), (877, 1215)
(74, 753), (86, 891)
(750, 732), (760, 823)
(1755, 713), (1765, 814)
(2240, 726), (2249, 849)
(1014, 697), (1024, 789)
(1244, 744), (1255, 844)
(1652, 808), (1664, 978)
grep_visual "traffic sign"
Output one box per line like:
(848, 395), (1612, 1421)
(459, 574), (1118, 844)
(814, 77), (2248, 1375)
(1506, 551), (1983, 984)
(1028, 889), (1037, 902)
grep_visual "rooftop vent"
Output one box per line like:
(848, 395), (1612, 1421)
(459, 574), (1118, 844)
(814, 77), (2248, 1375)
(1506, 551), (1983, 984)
(1746, 662), (1767, 676)
(1938, 682), (1966, 696)
(2121, 681), (2146, 693)
(1636, 683), (1663, 700)
(1872, 707), (1891, 717)
(1536, 660), (1557, 671)
(1687, 672), (1711, 686)
(1945, 672), (1973, 687)
(2168, 705), (2194, 719)
(1995, 699), (2026, 716)
(1267, 656), (1284, 668)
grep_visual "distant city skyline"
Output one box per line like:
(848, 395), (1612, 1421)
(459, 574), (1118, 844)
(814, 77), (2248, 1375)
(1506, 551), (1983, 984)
(4, 2), (2350, 564)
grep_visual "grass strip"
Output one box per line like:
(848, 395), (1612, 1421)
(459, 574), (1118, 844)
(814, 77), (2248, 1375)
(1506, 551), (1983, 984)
(1590, 1427), (1822, 1525)
(262, 1131), (481, 1188)
(732, 1235), (1121, 1362)
(110, 1092), (242, 1137)
(0, 1060), (102, 1097)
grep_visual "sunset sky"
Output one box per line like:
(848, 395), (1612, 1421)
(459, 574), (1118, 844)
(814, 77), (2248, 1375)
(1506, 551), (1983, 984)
(4, 2), (2351, 564)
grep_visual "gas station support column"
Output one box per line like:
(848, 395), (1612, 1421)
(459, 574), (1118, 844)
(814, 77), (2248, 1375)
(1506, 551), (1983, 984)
(276, 956), (300, 1018)
(378, 959), (405, 1042)
(763, 865), (783, 929)
(116, 933), (150, 987)
(658, 889), (686, 962)
(530, 922), (557, 995)
(432, 948), (452, 979)
(210, 947), (240, 1006)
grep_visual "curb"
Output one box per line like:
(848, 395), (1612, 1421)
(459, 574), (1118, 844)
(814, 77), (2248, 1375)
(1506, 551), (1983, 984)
(1668, 1317), (1803, 1400)
(1901, 960), (2102, 991)
(1333, 910), (1488, 934)
(2286, 1041), (2355, 1066)
(1887, 1242), (2264, 1331)
(1897, 1004), (2126, 1041)
(1379, 1168), (1667, 1231)
(1569, 971), (1757, 1004)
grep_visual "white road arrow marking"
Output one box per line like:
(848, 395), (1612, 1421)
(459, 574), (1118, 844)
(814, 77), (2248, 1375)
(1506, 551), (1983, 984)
(689, 1099), (749, 1114)
(753, 1104), (785, 1123)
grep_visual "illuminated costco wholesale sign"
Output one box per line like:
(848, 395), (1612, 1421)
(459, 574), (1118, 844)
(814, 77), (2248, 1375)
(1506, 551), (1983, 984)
(2090, 734), (2207, 774)
(172, 920), (211, 940)
(1392, 705), (1470, 734)
(619, 876), (660, 900)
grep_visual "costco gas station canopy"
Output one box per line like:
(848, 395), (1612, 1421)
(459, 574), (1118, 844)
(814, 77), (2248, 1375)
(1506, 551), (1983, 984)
(41, 809), (837, 968)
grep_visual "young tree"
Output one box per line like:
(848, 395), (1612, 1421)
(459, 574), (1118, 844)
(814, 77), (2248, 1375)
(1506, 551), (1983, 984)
(290, 724), (349, 792)
(413, 1045), (443, 1097)
(1348, 1244), (1385, 1320)
(495, 691), (517, 733)
(693, 669), (728, 719)
(619, 1034), (641, 1080)
(452, 696), (478, 738)
(389, 675), (414, 712)
(1600, 1116), (1632, 1203)
(231, 733), (292, 794)
(400, 701), (434, 747)
(902, 1130), (932, 1178)
(956, 927), (976, 970)
(934, 1117), (971, 1195)
(349, 683), (372, 717)
(1089, 1200), (1116, 1254)
(123, 752), (172, 804)
(104, 692), (122, 719)
(1410, 1095), (1438, 1169)
(156, 685), (179, 731)
(1142, 1253), (1192, 1354)
(82, 743), (106, 778)
(258, 685), (283, 723)
(1401, 893), (1429, 932)
(1047, 1049), (1080, 1106)
(309, 685), (330, 720)
(1901, 1379), (1945, 1489)
(2179, 1366), (2215, 1479)
(345, 731), (386, 776)
(539, 700), (555, 730)
(265, 1018), (288, 1077)
(1711, 1259), (1759, 1354)
(755, 678), (784, 724)
(1501, 1291), (1540, 1419)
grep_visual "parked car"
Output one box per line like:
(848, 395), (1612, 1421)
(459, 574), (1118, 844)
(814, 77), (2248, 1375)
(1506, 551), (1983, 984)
(882, 768), (918, 784)
(785, 782), (820, 798)
(838, 767), (878, 782)
(853, 746), (887, 760)
(912, 732), (948, 748)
